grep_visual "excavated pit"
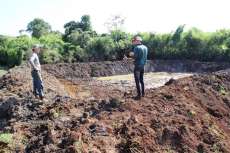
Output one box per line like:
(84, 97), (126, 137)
(42, 60), (230, 99)
(0, 60), (230, 153)
(56, 72), (194, 100)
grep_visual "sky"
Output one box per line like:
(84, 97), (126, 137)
(0, 0), (230, 36)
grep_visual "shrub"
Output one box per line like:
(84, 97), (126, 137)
(40, 49), (62, 64)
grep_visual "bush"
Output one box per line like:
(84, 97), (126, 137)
(8, 49), (23, 66)
(62, 44), (87, 62)
(86, 36), (116, 61)
(0, 36), (25, 67)
(73, 46), (88, 62)
(40, 49), (62, 64)
(39, 33), (64, 53)
(2, 24), (230, 67)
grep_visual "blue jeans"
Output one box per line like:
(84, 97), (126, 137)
(31, 70), (44, 98)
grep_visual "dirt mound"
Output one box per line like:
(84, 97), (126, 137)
(117, 70), (230, 152)
(1, 63), (230, 152)
(0, 64), (68, 99)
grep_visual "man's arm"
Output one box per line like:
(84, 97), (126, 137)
(29, 54), (37, 70)
(133, 47), (141, 61)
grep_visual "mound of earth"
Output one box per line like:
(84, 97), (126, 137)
(0, 64), (68, 99)
(0, 62), (230, 153)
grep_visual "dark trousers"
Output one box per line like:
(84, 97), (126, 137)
(134, 66), (145, 96)
(31, 70), (44, 98)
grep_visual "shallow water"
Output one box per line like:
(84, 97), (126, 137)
(59, 72), (194, 99)
(96, 72), (193, 90)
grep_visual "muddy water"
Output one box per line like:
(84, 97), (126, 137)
(59, 72), (193, 99)
(96, 72), (193, 90)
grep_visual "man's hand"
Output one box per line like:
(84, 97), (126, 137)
(123, 55), (128, 61)
(129, 52), (134, 57)
(34, 66), (41, 71)
(123, 54), (134, 63)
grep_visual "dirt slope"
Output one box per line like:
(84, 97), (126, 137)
(0, 63), (230, 152)
(42, 60), (230, 79)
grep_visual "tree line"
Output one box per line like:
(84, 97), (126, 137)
(1, 15), (230, 67)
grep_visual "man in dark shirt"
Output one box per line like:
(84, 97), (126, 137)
(129, 36), (148, 100)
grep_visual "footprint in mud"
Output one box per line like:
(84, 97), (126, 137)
(76, 85), (92, 99)
(59, 80), (92, 99)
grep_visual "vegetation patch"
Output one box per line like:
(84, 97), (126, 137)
(0, 133), (13, 144)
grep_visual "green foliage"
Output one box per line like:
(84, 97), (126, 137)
(39, 33), (64, 52)
(81, 15), (92, 31)
(140, 27), (230, 62)
(0, 133), (13, 144)
(87, 36), (116, 61)
(64, 21), (80, 37)
(9, 35), (34, 61)
(40, 49), (62, 64)
(62, 44), (87, 62)
(2, 16), (230, 67)
(0, 35), (27, 67)
(110, 30), (132, 59)
(64, 14), (92, 40)
(27, 18), (51, 38)
(66, 31), (91, 48)
(73, 46), (87, 62)
(6, 48), (23, 66)
(37, 33), (65, 64)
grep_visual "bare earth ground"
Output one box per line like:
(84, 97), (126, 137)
(0, 62), (230, 153)
(0, 66), (7, 78)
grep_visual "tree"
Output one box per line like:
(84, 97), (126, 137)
(104, 15), (127, 59)
(38, 33), (64, 64)
(110, 30), (131, 59)
(0, 36), (26, 67)
(64, 21), (80, 37)
(27, 18), (51, 38)
(66, 31), (92, 48)
(64, 15), (93, 40)
(39, 33), (64, 52)
(172, 25), (185, 44)
(81, 15), (92, 31)
(87, 36), (116, 61)
(40, 49), (62, 64)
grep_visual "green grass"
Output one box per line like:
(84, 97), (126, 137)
(0, 66), (8, 77)
(0, 133), (13, 144)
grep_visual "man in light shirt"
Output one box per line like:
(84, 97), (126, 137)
(29, 44), (44, 100)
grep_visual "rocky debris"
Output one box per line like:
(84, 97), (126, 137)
(88, 123), (109, 136)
